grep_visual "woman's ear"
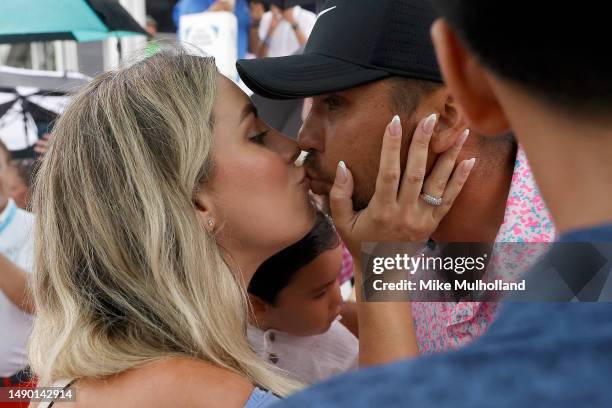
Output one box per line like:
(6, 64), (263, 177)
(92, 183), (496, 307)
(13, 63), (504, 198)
(429, 88), (468, 154)
(431, 19), (510, 136)
(193, 190), (216, 233)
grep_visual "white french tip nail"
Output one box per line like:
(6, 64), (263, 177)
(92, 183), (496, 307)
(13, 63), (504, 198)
(422, 113), (437, 135)
(465, 157), (476, 171)
(337, 160), (348, 183)
(390, 114), (402, 138)
(457, 128), (470, 146)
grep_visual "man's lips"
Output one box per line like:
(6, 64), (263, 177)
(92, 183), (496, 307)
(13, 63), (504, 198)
(305, 166), (333, 193)
(305, 167), (327, 184)
(299, 174), (311, 189)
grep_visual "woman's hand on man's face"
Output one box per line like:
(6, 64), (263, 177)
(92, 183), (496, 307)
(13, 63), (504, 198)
(329, 113), (475, 257)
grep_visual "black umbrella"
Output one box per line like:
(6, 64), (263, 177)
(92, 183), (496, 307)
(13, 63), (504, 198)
(0, 90), (58, 159)
(0, 66), (91, 159)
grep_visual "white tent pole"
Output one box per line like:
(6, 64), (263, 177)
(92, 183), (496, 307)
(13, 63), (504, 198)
(53, 41), (64, 71)
(53, 41), (79, 72)
(103, 37), (120, 71)
(0, 45), (10, 65)
(103, 0), (146, 70)
(30, 43), (45, 70)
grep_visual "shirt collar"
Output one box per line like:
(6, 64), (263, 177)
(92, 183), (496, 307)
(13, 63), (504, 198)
(493, 145), (556, 243)
(247, 324), (281, 350)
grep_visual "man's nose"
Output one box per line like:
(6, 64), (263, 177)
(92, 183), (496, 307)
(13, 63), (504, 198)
(297, 116), (324, 153)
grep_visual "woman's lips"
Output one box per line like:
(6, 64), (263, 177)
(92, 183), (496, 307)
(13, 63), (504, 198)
(299, 175), (311, 190)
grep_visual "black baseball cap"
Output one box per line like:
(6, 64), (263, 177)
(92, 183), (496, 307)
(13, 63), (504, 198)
(237, 0), (442, 100)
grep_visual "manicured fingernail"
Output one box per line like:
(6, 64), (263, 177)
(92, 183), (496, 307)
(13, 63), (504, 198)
(422, 113), (437, 135)
(390, 115), (402, 138)
(457, 129), (470, 147)
(464, 157), (476, 173)
(336, 161), (348, 183)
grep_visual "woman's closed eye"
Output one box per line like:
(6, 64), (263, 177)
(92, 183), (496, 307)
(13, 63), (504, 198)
(249, 130), (269, 145)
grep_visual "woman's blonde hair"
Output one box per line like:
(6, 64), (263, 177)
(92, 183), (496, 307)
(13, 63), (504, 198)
(28, 48), (300, 396)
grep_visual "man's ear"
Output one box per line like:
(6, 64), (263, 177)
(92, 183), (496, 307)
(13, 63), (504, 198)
(431, 19), (510, 136)
(428, 88), (468, 154)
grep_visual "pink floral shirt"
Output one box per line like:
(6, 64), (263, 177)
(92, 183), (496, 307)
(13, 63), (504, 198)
(338, 244), (354, 285)
(412, 146), (556, 354)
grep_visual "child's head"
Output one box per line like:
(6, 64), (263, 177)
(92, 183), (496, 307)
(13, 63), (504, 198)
(248, 211), (344, 336)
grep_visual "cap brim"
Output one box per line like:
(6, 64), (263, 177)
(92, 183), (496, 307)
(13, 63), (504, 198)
(237, 53), (390, 100)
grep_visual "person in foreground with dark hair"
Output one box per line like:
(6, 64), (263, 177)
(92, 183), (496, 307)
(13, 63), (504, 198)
(247, 210), (358, 385)
(275, 1), (612, 406)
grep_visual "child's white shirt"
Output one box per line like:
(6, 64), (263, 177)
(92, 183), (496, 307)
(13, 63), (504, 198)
(247, 319), (358, 385)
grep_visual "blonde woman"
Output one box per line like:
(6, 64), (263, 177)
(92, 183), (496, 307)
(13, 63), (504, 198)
(29, 49), (313, 407)
(28, 48), (469, 407)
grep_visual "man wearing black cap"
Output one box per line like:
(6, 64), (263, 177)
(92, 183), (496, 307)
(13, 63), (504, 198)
(238, 0), (534, 359)
(238, 0), (518, 244)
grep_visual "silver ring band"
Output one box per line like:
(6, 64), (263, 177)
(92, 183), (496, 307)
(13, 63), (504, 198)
(420, 193), (443, 206)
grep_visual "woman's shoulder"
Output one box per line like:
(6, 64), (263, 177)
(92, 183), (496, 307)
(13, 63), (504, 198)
(156, 358), (257, 406)
(52, 357), (256, 408)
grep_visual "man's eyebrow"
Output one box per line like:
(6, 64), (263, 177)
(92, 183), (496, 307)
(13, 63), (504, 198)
(240, 103), (258, 123)
(309, 278), (337, 295)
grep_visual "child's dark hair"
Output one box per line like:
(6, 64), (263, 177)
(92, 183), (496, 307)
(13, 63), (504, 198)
(248, 211), (340, 304)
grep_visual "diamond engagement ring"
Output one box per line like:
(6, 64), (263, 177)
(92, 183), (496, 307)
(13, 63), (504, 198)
(420, 193), (443, 206)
